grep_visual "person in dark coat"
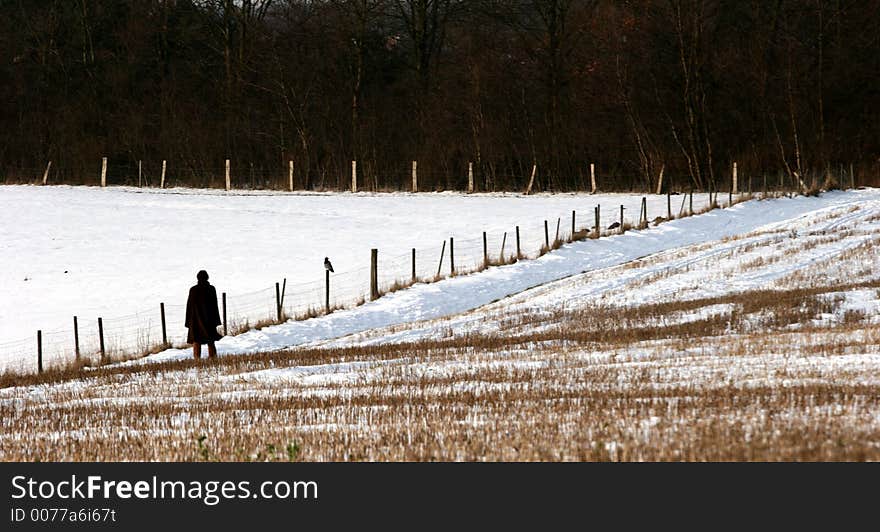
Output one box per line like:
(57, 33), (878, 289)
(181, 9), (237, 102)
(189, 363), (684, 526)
(185, 270), (222, 359)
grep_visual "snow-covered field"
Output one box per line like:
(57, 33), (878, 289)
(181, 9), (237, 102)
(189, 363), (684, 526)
(2, 188), (878, 461)
(143, 187), (880, 361)
(321, 191), (880, 349)
(0, 185), (712, 373)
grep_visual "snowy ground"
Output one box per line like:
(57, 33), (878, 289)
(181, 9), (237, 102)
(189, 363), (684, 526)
(0, 185), (711, 373)
(318, 191), (880, 350)
(143, 188), (880, 363)
(2, 188), (878, 461)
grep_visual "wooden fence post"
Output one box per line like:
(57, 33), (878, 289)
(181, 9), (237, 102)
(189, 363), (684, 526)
(590, 163), (596, 193)
(73, 316), (80, 360)
(98, 317), (105, 362)
(221, 294), (227, 336)
(544, 220), (549, 249)
(619, 205), (625, 234)
(275, 282), (282, 321)
(637, 196), (645, 229)
(325, 270), (330, 314)
(483, 231), (488, 268)
(225, 159), (231, 191)
(138, 160), (143, 187)
(500, 232), (507, 261)
(468, 162), (474, 193)
(594, 205), (600, 237)
(161, 160), (167, 189)
(515, 226), (521, 259)
(352, 160), (358, 192)
(689, 190), (693, 214)
(412, 161), (418, 192)
(437, 240), (446, 277)
(160, 303), (167, 346)
(42, 161), (52, 185)
(641, 197), (647, 228)
(449, 238), (455, 275)
(571, 210), (576, 241)
(554, 218), (560, 245)
(37, 330), (43, 374)
(525, 164), (537, 195)
(289, 160), (294, 192)
(412, 248), (416, 282)
(667, 191), (671, 219)
(101, 157), (107, 187)
(732, 161), (738, 195)
(370, 249), (378, 299)
(656, 164), (665, 195)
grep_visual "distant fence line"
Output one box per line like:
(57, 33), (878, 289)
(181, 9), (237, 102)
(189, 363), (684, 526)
(1, 185), (815, 377)
(2, 157), (860, 193)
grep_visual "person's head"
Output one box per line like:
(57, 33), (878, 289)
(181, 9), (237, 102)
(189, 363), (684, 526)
(197, 270), (209, 284)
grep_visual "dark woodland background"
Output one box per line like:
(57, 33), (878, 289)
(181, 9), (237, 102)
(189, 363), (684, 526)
(2, 0), (879, 191)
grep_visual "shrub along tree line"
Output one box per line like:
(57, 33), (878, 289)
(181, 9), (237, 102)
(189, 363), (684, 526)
(2, 1), (879, 192)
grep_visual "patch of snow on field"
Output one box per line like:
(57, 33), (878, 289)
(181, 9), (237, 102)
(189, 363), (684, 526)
(226, 359), (396, 386)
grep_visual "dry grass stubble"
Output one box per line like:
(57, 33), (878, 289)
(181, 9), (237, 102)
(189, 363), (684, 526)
(1, 278), (878, 461)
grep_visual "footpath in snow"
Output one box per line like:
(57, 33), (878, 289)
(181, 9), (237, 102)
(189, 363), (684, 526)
(147, 189), (880, 363)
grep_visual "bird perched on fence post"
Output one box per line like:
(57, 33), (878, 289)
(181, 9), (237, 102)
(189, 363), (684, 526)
(324, 257), (334, 273)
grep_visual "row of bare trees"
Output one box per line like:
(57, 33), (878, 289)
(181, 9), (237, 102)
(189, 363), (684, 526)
(2, 1), (879, 191)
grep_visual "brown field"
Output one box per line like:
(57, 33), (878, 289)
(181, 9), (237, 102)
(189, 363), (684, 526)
(1, 282), (877, 461)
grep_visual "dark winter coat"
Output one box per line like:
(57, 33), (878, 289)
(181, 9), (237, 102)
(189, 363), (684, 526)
(185, 281), (222, 344)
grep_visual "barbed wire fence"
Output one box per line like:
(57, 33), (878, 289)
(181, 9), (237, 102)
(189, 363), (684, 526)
(4, 153), (855, 194)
